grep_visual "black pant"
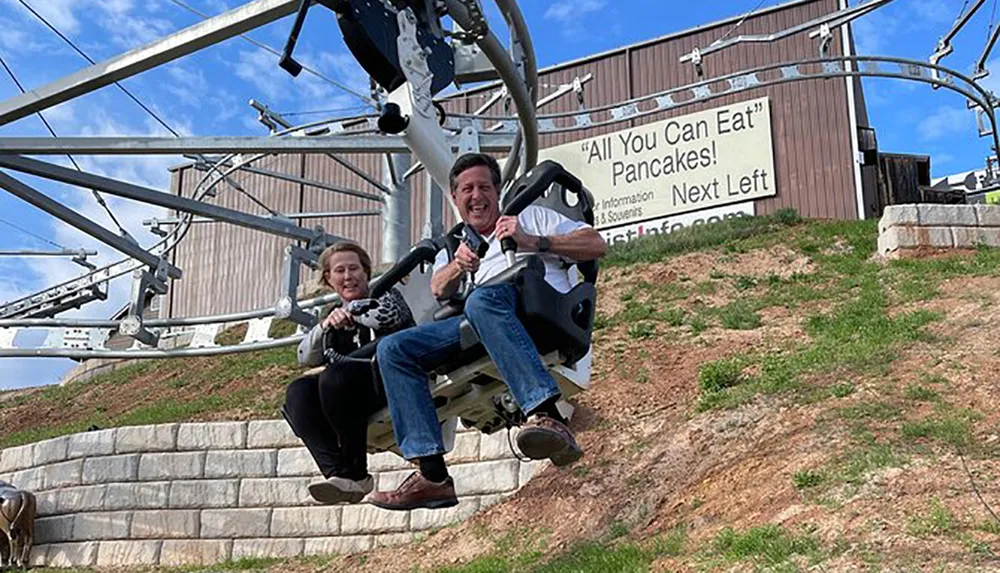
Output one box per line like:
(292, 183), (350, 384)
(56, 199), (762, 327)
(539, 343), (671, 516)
(282, 361), (386, 480)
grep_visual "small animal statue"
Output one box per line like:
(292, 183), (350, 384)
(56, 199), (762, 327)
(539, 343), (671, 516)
(0, 480), (35, 569)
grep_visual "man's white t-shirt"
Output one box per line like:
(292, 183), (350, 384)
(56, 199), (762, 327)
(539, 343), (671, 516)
(433, 205), (590, 294)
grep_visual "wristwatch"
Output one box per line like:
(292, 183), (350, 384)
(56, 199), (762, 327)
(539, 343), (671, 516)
(536, 235), (551, 252)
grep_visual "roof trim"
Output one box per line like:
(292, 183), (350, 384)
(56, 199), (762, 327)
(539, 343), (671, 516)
(447, 0), (827, 97)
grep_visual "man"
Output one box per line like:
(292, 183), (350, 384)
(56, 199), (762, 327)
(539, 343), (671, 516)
(371, 153), (608, 511)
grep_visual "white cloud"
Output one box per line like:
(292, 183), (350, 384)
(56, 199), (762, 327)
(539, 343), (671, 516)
(103, 12), (174, 50)
(40, 100), (77, 126)
(542, 0), (608, 40)
(234, 49), (289, 102)
(544, 0), (607, 24)
(918, 106), (976, 141)
(911, 0), (956, 25)
(851, 16), (883, 55)
(0, 17), (51, 53)
(165, 65), (209, 107)
(933, 153), (955, 167)
(0, 0), (84, 34)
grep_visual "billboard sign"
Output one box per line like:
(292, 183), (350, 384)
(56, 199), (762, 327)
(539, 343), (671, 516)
(540, 96), (777, 229)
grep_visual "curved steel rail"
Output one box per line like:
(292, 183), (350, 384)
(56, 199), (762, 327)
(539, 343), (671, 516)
(444, 0), (538, 177)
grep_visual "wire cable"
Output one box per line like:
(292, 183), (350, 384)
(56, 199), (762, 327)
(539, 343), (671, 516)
(276, 105), (371, 117)
(988, 0), (999, 44)
(16, 0), (283, 222)
(0, 216), (68, 250)
(956, 0), (971, 23)
(0, 53), (129, 236)
(16, 0), (180, 138)
(164, 0), (377, 108)
(712, 0), (769, 47)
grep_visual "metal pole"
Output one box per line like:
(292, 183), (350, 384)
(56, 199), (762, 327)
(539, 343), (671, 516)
(0, 171), (181, 278)
(143, 210), (380, 227)
(0, 134), (516, 154)
(325, 154), (392, 195)
(0, 155), (334, 245)
(422, 170), (444, 239)
(0, 0), (299, 126)
(0, 249), (97, 257)
(191, 159), (384, 202)
(381, 153), (412, 264)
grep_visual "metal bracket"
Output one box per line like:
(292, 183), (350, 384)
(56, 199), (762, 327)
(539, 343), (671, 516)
(452, 0), (496, 84)
(119, 261), (169, 347)
(249, 99), (292, 133)
(274, 244), (318, 327)
(818, 23), (833, 58)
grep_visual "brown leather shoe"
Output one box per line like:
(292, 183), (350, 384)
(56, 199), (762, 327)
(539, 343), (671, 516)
(370, 471), (459, 511)
(516, 414), (583, 467)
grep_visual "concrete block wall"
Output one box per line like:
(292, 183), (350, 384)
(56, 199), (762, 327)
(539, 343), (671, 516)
(0, 421), (547, 568)
(878, 204), (1000, 258)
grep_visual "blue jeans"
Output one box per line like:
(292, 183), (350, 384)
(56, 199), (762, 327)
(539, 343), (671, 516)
(376, 284), (561, 459)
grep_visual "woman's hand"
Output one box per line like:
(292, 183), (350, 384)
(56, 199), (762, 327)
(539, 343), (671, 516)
(322, 307), (354, 330)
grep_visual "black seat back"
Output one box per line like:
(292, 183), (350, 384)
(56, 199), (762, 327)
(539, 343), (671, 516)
(514, 258), (596, 365)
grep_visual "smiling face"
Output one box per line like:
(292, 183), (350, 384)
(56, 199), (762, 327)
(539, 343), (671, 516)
(452, 164), (501, 235)
(325, 251), (369, 302)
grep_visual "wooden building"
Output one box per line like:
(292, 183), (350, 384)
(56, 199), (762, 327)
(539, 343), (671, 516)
(163, 0), (872, 319)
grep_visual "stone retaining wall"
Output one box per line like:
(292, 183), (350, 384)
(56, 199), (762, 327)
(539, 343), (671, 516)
(878, 204), (1000, 258)
(0, 421), (544, 568)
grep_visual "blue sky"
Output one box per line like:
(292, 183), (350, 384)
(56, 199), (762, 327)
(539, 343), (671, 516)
(0, 0), (994, 389)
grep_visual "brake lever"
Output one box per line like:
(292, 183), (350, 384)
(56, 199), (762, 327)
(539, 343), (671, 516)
(461, 224), (489, 288)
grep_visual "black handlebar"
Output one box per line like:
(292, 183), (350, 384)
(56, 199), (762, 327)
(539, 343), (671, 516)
(499, 160), (586, 257)
(368, 238), (443, 300)
(278, 0), (313, 77)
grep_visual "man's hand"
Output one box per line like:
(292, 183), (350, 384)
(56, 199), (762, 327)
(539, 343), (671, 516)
(323, 307), (354, 330)
(495, 215), (535, 250)
(454, 241), (481, 274)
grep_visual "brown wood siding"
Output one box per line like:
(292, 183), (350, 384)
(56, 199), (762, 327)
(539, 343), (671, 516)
(169, 155), (304, 318)
(165, 0), (863, 317)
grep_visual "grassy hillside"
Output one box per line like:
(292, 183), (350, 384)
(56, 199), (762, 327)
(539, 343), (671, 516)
(11, 209), (1000, 572)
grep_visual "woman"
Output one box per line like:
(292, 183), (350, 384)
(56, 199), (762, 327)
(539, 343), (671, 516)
(282, 241), (415, 504)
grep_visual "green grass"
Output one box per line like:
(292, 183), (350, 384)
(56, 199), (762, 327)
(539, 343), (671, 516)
(837, 402), (903, 423)
(696, 271), (940, 412)
(627, 322), (657, 339)
(793, 470), (825, 490)
(900, 405), (981, 451)
(829, 382), (855, 398)
(907, 499), (957, 537)
(708, 525), (822, 570)
(715, 300), (762, 330)
(904, 383), (941, 402)
(829, 439), (904, 487)
(433, 526), (686, 573)
(697, 357), (748, 394)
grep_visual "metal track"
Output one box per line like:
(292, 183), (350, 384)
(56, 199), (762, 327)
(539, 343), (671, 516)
(442, 56), (999, 149)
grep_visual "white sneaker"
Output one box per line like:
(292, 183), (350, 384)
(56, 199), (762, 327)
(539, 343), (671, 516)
(308, 475), (374, 505)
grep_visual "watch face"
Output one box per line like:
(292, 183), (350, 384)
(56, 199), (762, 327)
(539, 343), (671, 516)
(538, 237), (551, 252)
